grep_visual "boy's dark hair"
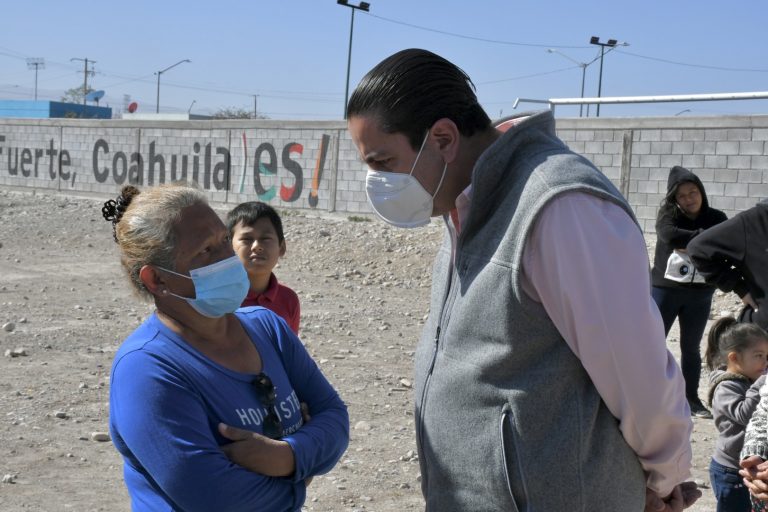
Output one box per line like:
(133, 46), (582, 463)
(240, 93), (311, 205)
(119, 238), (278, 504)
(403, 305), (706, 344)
(226, 202), (284, 242)
(347, 48), (492, 150)
(705, 316), (768, 370)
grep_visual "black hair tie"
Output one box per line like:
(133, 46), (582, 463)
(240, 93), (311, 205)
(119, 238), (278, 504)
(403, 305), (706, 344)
(102, 193), (133, 243)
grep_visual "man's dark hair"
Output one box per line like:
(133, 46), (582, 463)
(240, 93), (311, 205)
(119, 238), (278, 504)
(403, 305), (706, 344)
(347, 48), (492, 149)
(226, 201), (284, 242)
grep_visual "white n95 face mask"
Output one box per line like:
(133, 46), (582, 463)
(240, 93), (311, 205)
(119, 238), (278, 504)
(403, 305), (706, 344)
(365, 131), (447, 229)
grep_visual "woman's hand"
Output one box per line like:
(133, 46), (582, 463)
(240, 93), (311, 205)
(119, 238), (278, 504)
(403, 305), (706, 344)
(218, 423), (295, 477)
(741, 456), (768, 501)
(742, 293), (759, 311)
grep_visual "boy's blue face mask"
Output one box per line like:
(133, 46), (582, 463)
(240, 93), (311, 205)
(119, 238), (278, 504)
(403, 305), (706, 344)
(158, 255), (250, 318)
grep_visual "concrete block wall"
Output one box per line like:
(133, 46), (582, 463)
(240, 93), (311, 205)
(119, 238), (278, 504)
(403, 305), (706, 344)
(556, 115), (768, 232)
(1, 115), (767, 232)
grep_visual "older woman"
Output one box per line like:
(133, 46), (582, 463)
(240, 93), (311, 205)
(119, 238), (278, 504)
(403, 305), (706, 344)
(101, 184), (349, 511)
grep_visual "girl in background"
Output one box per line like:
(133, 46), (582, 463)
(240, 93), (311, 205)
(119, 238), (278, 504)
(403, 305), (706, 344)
(707, 317), (768, 511)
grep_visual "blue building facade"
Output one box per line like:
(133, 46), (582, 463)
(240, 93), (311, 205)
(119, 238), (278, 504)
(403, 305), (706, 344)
(0, 100), (112, 119)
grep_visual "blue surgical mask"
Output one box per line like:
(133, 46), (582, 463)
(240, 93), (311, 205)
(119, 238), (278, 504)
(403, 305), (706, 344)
(158, 255), (250, 318)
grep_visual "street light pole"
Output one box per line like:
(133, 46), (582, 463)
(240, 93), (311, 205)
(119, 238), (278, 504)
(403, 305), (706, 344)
(589, 37), (629, 117)
(155, 59), (191, 113)
(337, 0), (370, 119)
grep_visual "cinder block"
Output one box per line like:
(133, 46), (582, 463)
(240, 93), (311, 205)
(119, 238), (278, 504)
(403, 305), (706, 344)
(632, 168), (650, 181)
(752, 156), (768, 170)
(602, 167), (620, 180)
(640, 130), (662, 142)
(740, 141), (765, 155)
(660, 154), (682, 168)
(639, 154), (661, 168)
(651, 142), (672, 155)
(727, 155), (751, 170)
(575, 130), (594, 141)
(738, 170), (764, 183)
(682, 154), (705, 168)
(594, 130), (615, 141)
(593, 154), (612, 167)
(633, 141), (651, 155)
(636, 205), (657, 220)
(705, 129), (729, 141)
(649, 168), (667, 181)
(584, 141), (604, 154)
(604, 141), (621, 155)
(727, 128), (752, 141)
(748, 183), (768, 198)
(734, 197), (756, 211)
(724, 182), (748, 197)
(704, 155), (727, 168)
(672, 141), (694, 155)
(693, 141), (717, 155)
(706, 182), (724, 196)
(661, 130), (683, 142)
(753, 129), (768, 141)
(710, 195), (735, 210)
(713, 169), (738, 183)
(715, 141), (740, 155)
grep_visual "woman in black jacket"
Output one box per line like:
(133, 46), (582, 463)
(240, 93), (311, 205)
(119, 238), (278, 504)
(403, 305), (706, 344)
(651, 166), (727, 419)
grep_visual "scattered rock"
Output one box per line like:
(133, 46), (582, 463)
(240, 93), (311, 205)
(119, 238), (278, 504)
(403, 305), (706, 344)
(2, 322), (15, 332)
(54, 411), (68, 419)
(2, 474), (16, 484)
(90, 432), (111, 442)
(354, 421), (372, 431)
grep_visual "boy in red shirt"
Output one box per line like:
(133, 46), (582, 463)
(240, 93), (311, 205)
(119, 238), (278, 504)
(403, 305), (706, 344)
(226, 202), (301, 334)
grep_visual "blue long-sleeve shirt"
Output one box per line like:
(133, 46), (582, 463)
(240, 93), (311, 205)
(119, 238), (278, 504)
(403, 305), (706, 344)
(109, 307), (349, 512)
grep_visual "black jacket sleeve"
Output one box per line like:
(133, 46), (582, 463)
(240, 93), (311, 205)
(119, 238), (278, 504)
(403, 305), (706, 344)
(688, 215), (749, 297)
(655, 208), (702, 248)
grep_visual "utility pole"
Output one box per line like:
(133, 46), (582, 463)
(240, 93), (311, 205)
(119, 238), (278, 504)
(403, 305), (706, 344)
(546, 49), (600, 117)
(71, 57), (95, 116)
(253, 94), (259, 118)
(337, 0), (370, 119)
(26, 58), (45, 101)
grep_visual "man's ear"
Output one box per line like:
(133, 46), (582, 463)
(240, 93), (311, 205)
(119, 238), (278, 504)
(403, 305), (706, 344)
(429, 118), (460, 164)
(139, 265), (166, 297)
(279, 240), (286, 258)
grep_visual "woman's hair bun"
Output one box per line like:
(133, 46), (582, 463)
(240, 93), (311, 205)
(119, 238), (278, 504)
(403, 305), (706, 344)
(101, 185), (141, 242)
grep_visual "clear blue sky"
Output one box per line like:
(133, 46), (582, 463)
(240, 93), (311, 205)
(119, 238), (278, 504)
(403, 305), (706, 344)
(1, 0), (767, 119)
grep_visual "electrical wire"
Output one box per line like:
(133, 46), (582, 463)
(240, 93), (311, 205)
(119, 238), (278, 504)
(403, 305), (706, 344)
(476, 65), (580, 85)
(364, 13), (591, 49)
(616, 49), (768, 73)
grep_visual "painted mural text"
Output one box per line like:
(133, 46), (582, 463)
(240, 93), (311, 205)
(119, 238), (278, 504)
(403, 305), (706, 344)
(0, 133), (331, 206)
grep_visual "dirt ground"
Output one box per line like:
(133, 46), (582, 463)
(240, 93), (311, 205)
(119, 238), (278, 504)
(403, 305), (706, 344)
(0, 187), (744, 511)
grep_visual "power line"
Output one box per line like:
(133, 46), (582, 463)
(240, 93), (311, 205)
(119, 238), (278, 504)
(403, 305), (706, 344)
(365, 13), (591, 49)
(476, 65), (580, 85)
(616, 49), (768, 73)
